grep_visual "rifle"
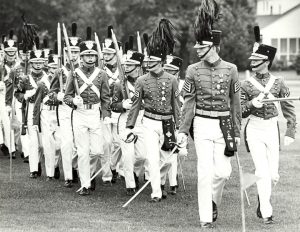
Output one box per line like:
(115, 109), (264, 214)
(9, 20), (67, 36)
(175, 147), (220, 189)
(94, 32), (104, 69)
(137, 31), (142, 53)
(110, 28), (130, 99)
(57, 23), (63, 92)
(62, 23), (80, 96)
(261, 96), (300, 103)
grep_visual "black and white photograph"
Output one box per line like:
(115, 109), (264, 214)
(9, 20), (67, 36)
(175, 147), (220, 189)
(0, 0), (299, 231)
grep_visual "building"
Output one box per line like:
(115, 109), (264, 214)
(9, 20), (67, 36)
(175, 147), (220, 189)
(256, 0), (300, 66)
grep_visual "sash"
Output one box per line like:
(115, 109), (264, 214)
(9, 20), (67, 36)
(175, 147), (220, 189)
(75, 67), (101, 98)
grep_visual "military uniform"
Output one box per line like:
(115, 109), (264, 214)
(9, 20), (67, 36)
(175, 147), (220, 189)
(241, 43), (296, 221)
(33, 71), (59, 179)
(15, 67), (47, 175)
(126, 69), (181, 199)
(64, 34), (111, 191)
(102, 30), (123, 181)
(179, 28), (241, 224)
(111, 51), (146, 193)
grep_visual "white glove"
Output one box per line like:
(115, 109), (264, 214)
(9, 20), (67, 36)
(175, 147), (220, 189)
(57, 92), (65, 102)
(251, 97), (263, 108)
(24, 89), (36, 100)
(72, 96), (83, 107)
(284, 136), (294, 146)
(32, 125), (39, 131)
(122, 99), (133, 110)
(177, 133), (188, 147)
(0, 81), (5, 91)
(6, 105), (12, 114)
(103, 117), (111, 125)
(235, 137), (241, 146)
(178, 146), (188, 157)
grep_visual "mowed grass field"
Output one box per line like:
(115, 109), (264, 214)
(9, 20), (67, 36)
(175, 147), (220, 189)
(1, 71), (300, 232)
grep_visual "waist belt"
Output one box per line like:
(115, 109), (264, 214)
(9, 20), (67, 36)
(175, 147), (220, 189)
(83, 103), (100, 110)
(144, 110), (172, 121)
(249, 114), (278, 122)
(43, 105), (56, 111)
(195, 109), (230, 118)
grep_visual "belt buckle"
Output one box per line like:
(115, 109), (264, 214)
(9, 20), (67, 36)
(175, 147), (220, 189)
(210, 111), (218, 117)
(87, 104), (92, 110)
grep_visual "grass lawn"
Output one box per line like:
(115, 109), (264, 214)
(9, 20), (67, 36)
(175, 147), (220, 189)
(0, 71), (300, 232)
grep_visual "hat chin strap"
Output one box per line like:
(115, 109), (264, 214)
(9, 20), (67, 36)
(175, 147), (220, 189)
(104, 54), (116, 63)
(250, 60), (267, 69)
(147, 62), (160, 70)
(125, 66), (138, 75)
(198, 46), (212, 60)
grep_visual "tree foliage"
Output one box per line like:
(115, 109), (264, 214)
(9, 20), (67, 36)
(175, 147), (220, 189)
(0, 0), (256, 71)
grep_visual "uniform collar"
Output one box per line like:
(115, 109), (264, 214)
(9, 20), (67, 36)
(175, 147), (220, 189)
(81, 65), (95, 73)
(149, 69), (164, 78)
(255, 72), (270, 79)
(106, 63), (117, 71)
(31, 71), (44, 78)
(204, 58), (221, 67)
(5, 60), (15, 67)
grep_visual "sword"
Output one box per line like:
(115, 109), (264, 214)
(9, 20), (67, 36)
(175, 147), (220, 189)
(122, 145), (178, 208)
(261, 96), (300, 103)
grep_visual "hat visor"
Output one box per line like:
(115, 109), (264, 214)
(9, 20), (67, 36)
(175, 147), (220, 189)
(102, 48), (116, 54)
(148, 56), (161, 62)
(164, 64), (179, 71)
(248, 53), (268, 60)
(48, 63), (58, 68)
(124, 59), (140, 65)
(30, 58), (46, 63)
(80, 50), (98, 56)
(64, 46), (80, 52)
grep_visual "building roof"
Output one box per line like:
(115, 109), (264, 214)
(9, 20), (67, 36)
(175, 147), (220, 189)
(257, 3), (300, 28)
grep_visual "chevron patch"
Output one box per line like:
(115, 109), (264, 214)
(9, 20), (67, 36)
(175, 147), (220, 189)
(134, 90), (140, 98)
(175, 89), (180, 97)
(183, 80), (192, 93)
(234, 81), (240, 93)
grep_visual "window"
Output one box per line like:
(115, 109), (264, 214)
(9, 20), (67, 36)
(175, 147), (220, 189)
(271, 38), (278, 48)
(280, 38), (287, 53)
(290, 38), (296, 54)
(270, 6), (273, 15)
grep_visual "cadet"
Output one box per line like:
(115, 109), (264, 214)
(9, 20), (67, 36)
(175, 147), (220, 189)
(63, 27), (111, 195)
(241, 42), (296, 224)
(33, 49), (60, 181)
(177, 2), (241, 227)
(111, 49), (146, 196)
(102, 26), (123, 184)
(15, 37), (47, 178)
(126, 18), (181, 202)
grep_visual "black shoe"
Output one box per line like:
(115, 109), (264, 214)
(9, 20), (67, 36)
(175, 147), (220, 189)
(72, 168), (79, 183)
(64, 180), (73, 188)
(257, 196), (262, 219)
(79, 187), (90, 196)
(111, 169), (118, 184)
(0, 144), (9, 156)
(126, 188), (136, 196)
(200, 222), (214, 228)
(11, 152), (16, 159)
(168, 186), (177, 195)
(161, 185), (167, 199)
(23, 156), (29, 163)
(149, 197), (161, 203)
(263, 216), (274, 224)
(212, 201), (218, 222)
(102, 181), (112, 186)
(134, 172), (139, 190)
(20, 152), (24, 159)
(29, 172), (37, 178)
(46, 176), (54, 181)
(144, 174), (148, 182)
(54, 166), (60, 179)
(90, 178), (96, 191)
(37, 163), (42, 176)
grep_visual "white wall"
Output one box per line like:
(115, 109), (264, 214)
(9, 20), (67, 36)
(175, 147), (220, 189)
(257, 0), (300, 15)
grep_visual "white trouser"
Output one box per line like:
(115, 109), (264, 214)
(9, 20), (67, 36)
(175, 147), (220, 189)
(193, 116), (231, 223)
(58, 104), (75, 180)
(246, 115), (279, 218)
(73, 106), (104, 188)
(110, 123), (122, 170)
(167, 153), (178, 187)
(41, 108), (59, 177)
(119, 111), (146, 188)
(13, 100), (22, 152)
(143, 117), (173, 199)
(27, 103), (41, 173)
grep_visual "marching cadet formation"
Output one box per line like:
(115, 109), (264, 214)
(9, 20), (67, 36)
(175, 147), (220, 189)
(0, 0), (297, 229)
